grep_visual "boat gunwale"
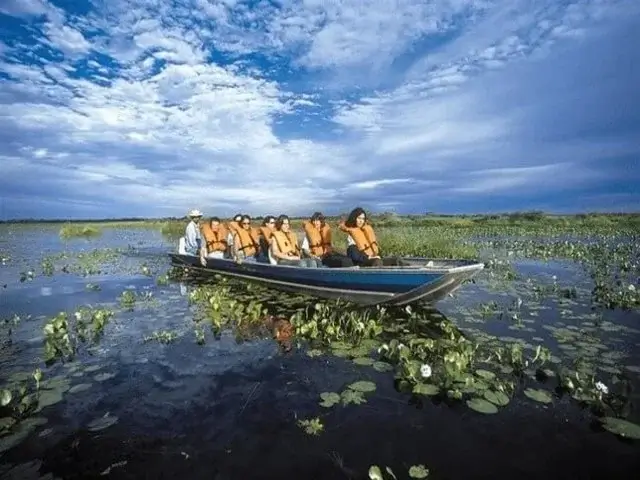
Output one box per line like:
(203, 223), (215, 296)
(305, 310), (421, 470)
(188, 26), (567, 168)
(169, 253), (484, 276)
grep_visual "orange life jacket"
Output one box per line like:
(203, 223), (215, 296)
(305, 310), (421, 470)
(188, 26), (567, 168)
(228, 221), (240, 233)
(303, 221), (332, 256)
(201, 223), (228, 252)
(234, 227), (260, 257)
(339, 222), (379, 257)
(259, 226), (274, 242)
(272, 230), (300, 256)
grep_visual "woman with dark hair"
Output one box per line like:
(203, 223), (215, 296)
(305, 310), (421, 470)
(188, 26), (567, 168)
(257, 215), (276, 263)
(269, 215), (317, 267)
(231, 214), (261, 263)
(302, 212), (353, 268)
(339, 207), (402, 267)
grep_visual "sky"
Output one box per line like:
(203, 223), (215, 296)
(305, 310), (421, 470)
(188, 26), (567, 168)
(0, 0), (639, 220)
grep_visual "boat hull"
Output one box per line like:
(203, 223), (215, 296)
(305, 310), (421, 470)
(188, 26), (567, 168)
(168, 254), (484, 306)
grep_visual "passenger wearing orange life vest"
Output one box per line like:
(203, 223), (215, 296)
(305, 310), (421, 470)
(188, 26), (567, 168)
(226, 213), (243, 250)
(257, 215), (276, 263)
(339, 207), (403, 267)
(301, 212), (353, 268)
(232, 214), (261, 263)
(269, 215), (317, 268)
(199, 217), (229, 266)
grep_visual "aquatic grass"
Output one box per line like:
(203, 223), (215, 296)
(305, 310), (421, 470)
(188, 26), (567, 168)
(59, 224), (102, 239)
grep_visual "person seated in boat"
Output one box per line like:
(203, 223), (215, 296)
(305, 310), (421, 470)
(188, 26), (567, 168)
(339, 207), (403, 267)
(183, 209), (203, 256)
(232, 214), (261, 263)
(199, 216), (229, 265)
(302, 212), (353, 268)
(269, 215), (318, 267)
(257, 215), (276, 263)
(226, 213), (243, 257)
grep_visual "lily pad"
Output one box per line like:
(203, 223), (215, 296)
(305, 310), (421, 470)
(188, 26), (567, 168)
(347, 381), (376, 393)
(601, 417), (640, 440)
(466, 397), (499, 414)
(484, 390), (510, 406)
(409, 464), (429, 479)
(87, 413), (119, 432)
(1, 389), (12, 407)
(94, 372), (116, 382)
(341, 389), (367, 406)
(331, 349), (351, 358)
(413, 383), (439, 396)
(372, 361), (394, 372)
(319, 392), (341, 408)
(475, 369), (496, 380)
(0, 417), (47, 453)
(36, 389), (64, 411)
(523, 388), (553, 404)
(353, 357), (374, 366)
(69, 383), (92, 394)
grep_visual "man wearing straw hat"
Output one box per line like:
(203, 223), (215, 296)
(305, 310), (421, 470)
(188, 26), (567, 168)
(184, 209), (203, 256)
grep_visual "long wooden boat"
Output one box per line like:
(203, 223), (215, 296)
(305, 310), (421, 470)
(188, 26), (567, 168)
(168, 252), (484, 306)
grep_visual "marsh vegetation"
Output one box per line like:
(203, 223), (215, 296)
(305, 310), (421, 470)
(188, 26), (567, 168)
(1, 213), (639, 479)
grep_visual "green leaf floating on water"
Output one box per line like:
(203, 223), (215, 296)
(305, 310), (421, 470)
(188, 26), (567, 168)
(69, 383), (92, 394)
(341, 389), (366, 406)
(87, 413), (119, 432)
(601, 417), (640, 440)
(36, 389), (64, 412)
(372, 361), (394, 372)
(523, 388), (553, 404)
(332, 349), (351, 358)
(348, 381), (376, 393)
(413, 383), (439, 396)
(353, 357), (375, 366)
(466, 397), (499, 414)
(319, 392), (341, 408)
(409, 464), (430, 478)
(94, 372), (116, 382)
(1, 389), (12, 407)
(368, 465), (383, 480)
(484, 390), (510, 406)
(475, 369), (496, 380)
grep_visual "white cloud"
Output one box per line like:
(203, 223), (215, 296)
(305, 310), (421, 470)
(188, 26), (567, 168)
(0, 0), (638, 218)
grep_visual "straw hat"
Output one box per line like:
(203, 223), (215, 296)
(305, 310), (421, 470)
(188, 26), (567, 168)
(187, 209), (203, 218)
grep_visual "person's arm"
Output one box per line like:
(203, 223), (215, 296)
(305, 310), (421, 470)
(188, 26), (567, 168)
(301, 236), (312, 257)
(232, 233), (241, 260)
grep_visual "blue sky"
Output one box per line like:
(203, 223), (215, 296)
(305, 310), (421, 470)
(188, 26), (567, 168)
(1, 0), (639, 219)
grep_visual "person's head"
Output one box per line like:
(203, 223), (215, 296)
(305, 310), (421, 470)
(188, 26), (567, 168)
(187, 209), (203, 223)
(209, 216), (221, 229)
(310, 211), (325, 229)
(240, 214), (251, 229)
(275, 214), (291, 232)
(262, 215), (276, 229)
(346, 207), (366, 228)
(233, 213), (242, 223)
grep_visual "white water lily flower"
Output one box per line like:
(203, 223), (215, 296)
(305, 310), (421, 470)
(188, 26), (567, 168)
(74, 311), (82, 321)
(595, 381), (609, 395)
(357, 321), (365, 330)
(377, 343), (389, 354)
(628, 284), (636, 292)
(420, 364), (432, 378)
(397, 343), (406, 350)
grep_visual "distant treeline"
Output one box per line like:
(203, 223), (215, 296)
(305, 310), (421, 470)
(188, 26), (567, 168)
(1, 211), (638, 224)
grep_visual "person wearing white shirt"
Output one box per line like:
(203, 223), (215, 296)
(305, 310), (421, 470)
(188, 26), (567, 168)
(184, 209), (203, 255)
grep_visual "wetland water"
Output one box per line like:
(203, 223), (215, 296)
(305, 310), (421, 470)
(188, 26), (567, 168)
(1, 224), (639, 479)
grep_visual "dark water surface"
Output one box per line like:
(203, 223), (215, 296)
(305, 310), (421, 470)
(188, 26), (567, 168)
(1, 225), (639, 479)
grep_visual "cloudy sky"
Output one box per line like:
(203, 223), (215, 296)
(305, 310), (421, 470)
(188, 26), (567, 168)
(1, 0), (638, 219)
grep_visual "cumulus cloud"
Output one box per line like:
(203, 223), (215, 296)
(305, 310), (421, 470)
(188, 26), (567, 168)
(0, 0), (638, 219)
